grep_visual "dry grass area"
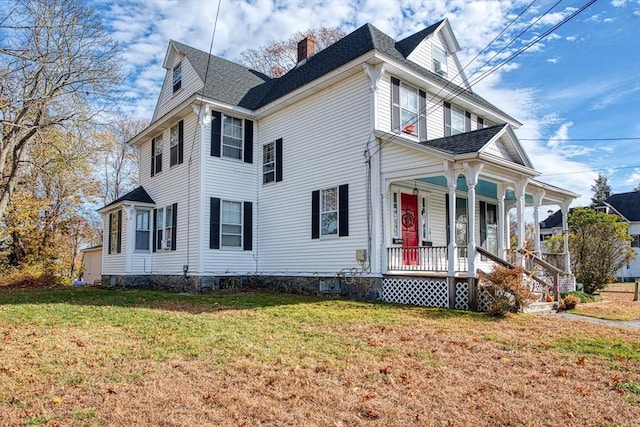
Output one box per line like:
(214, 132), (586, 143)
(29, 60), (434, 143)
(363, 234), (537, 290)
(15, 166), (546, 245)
(572, 282), (640, 321)
(0, 288), (639, 426)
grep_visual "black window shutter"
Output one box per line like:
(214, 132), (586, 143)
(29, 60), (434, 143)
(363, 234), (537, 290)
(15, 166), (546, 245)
(311, 190), (320, 239)
(152, 208), (157, 253)
(211, 111), (221, 157)
(338, 184), (349, 237)
(275, 138), (283, 182)
(151, 140), (155, 177)
(391, 77), (400, 132)
(210, 197), (220, 249)
(243, 119), (253, 164)
(419, 90), (427, 140)
(171, 203), (177, 251)
(178, 120), (184, 165)
(108, 213), (113, 254)
(444, 102), (451, 136)
(465, 111), (471, 132)
(117, 210), (122, 254)
(243, 201), (252, 251)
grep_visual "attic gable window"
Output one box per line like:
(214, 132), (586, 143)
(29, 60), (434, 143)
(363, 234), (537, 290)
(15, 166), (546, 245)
(172, 62), (182, 93)
(432, 46), (447, 76)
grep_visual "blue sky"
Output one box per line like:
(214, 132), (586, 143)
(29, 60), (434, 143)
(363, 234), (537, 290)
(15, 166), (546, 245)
(93, 0), (640, 207)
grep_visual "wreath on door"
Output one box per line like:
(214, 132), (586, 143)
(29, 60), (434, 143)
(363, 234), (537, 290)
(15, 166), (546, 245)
(402, 209), (415, 228)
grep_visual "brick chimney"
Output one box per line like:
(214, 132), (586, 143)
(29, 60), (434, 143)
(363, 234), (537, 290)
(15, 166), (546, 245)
(297, 36), (316, 64)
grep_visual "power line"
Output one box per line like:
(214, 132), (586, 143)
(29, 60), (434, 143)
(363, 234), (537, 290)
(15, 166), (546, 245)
(520, 137), (640, 141)
(541, 165), (640, 177)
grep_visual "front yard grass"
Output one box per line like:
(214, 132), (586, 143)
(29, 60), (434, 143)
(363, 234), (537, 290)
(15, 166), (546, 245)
(1, 287), (639, 426)
(571, 282), (640, 321)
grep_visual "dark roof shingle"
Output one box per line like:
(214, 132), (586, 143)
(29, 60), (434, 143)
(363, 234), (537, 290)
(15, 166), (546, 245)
(420, 124), (506, 155)
(606, 191), (640, 221)
(102, 186), (154, 210)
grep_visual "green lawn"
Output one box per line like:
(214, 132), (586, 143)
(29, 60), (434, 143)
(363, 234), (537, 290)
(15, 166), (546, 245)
(1, 287), (639, 426)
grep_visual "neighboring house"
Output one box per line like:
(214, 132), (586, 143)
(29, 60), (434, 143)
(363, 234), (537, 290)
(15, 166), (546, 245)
(80, 245), (102, 285)
(98, 19), (577, 309)
(540, 191), (640, 281)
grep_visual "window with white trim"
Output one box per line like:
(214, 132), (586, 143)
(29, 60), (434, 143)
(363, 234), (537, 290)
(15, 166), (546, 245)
(109, 211), (120, 254)
(164, 205), (174, 250)
(135, 210), (150, 251)
(321, 187), (338, 236)
(154, 205), (176, 251)
(400, 84), (419, 135)
(263, 142), (275, 184)
(392, 192), (399, 237)
(170, 121), (183, 167)
(451, 106), (465, 135)
(221, 200), (242, 247)
(432, 46), (447, 75)
(152, 135), (163, 175)
(222, 115), (243, 160)
(173, 62), (182, 93)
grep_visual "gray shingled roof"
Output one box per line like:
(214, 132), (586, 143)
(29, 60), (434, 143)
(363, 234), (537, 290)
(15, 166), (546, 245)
(606, 191), (640, 221)
(171, 40), (273, 109)
(173, 22), (515, 119)
(102, 186), (154, 209)
(395, 20), (444, 57)
(540, 209), (563, 229)
(420, 123), (506, 155)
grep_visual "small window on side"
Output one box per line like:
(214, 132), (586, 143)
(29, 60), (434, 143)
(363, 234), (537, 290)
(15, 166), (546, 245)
(173, 62), (182, 93)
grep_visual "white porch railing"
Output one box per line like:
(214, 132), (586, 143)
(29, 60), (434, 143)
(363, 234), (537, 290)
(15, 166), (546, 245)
(387, 246), (467, 273)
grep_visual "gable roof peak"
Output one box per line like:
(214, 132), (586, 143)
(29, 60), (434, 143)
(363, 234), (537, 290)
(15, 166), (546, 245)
(395, 18), (460, 58)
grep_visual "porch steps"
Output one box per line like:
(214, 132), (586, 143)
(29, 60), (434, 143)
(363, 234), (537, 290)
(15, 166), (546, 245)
(523, 301), (558, 315)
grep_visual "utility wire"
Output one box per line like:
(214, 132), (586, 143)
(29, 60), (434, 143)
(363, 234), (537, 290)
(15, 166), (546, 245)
(541, 165), (640, 177)
(186, 0), (222, 268)
(520, 137), (640, 141)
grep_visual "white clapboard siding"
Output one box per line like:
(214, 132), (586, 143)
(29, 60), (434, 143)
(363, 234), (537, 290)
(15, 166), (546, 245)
(152, 54), (203, 122)
(256, 72), (371, 275)
(406, 32), (467, 89)
(134, 113), (203, 275)
(380, 142), (443, 176)
(201, 118), (258, 274)
(102, 211), (127, 275)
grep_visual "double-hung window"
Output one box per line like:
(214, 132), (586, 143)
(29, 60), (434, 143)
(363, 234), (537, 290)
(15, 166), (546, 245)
(135, 210), (150, 251)
(262, 138), (283, 184)
(311, 184), (349, 239)
(172, 62), (182, 93)
(151, 135), (163, 175)
(108, 210), (121, 254)
(432, 46), (447, 75)
(391, 78), (427, 139)
(400, 84), (419, 135)
(209, 198), (253, 250)
(153, 204), (177, 251)
(221, 201), (242, 247)
(451, 106), (465, 135)
(321, 187), (338, 236)
(222, 115), (243, 160)
(170, 120), (183, 167)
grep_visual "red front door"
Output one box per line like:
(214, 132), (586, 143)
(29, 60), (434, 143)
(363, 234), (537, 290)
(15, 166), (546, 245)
(401, 193), (419, 265)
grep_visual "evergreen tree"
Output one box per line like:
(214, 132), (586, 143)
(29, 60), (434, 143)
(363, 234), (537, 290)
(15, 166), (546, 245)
(590, 173), (612, 206)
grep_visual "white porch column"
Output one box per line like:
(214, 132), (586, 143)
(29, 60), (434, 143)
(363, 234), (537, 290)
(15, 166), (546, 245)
(464, 162), (483, 278)
(561, 199), (572, 273)
(532, 190), (545, 255)
(497, 183), (507, 259)
(515, 179), (528, 267)
(123, 204), (135, 275)
(444, 162), (458, 276)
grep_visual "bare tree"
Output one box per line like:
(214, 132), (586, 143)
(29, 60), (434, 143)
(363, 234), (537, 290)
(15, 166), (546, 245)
(239, 27), (346, 77)
(0, 0), (121, 222)
(94, 115), (147, 205)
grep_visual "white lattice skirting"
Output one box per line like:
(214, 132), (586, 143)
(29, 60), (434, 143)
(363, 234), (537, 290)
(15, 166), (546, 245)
(559, 274), (576, 293)
(455, 281), (469, 310)
(382, 277), (448, 308)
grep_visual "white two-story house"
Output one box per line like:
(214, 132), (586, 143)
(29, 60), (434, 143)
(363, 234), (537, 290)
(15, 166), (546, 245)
(99, 19), (578, 310)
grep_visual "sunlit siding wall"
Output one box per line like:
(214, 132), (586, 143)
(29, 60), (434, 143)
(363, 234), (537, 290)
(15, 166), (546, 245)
(256, 72), (371, 276)
(152, 55), (202, 122)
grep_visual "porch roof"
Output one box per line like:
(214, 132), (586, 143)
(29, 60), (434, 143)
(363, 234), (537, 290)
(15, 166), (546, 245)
(98, 186), (155, 213)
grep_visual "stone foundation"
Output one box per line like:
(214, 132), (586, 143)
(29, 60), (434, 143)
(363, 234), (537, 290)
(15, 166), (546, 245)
(100, 274), (383, 301)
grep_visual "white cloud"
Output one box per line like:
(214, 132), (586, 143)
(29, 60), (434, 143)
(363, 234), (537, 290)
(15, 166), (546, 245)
(546, 58), (559, 64)
(566, 36), (577, 41)
(611, 0), (628, 7)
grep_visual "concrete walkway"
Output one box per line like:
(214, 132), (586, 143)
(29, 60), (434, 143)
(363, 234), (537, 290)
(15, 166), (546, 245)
(552, 312), (640, 330)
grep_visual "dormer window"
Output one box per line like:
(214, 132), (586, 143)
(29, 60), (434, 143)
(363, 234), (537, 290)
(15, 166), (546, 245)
(172, 62), (182, 93)
(432, 46), (447, 76)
